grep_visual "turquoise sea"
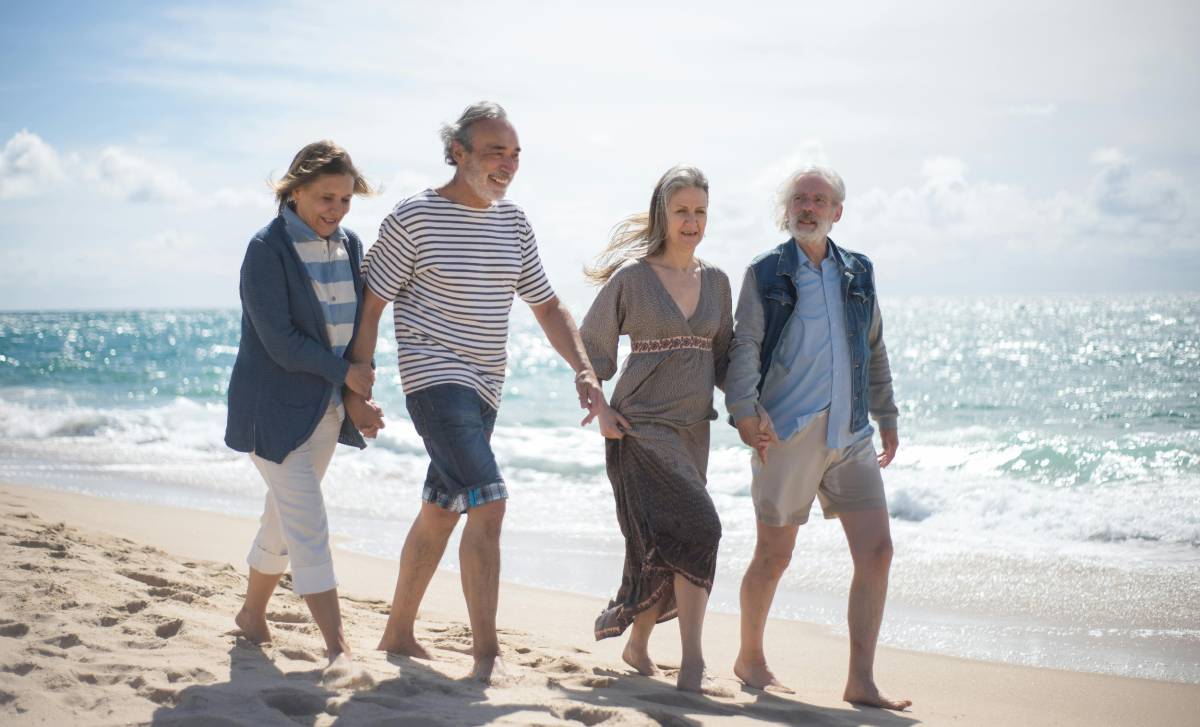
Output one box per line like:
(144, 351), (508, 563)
(1, 295), (1197, 682)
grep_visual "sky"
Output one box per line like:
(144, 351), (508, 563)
(1, 0), (1198, 312)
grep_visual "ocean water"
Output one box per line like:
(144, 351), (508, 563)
(1, 295), (1198, 683)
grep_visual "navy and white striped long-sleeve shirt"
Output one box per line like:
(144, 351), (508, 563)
(361, 189), (555, 410)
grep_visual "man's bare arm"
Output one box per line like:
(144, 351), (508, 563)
(529, 296), (603, 417)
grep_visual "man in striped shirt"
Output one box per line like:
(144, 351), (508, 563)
(349, 101), (603, 683)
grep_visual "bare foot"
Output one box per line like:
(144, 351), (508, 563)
(234, 608), (271, 645)
(622, 641), (660, 676)
(376, 634), (432, 659)
(733, 656), (794, 693)
(844, 679), (912, 711)
(470, 654), (506, 684)
(676, 659), (705, 692)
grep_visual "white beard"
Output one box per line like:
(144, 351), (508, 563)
(789, 219), (830, 247)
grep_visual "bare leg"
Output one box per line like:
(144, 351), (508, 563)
(235, 567), (282, 644)
(734, 521), (799, 691)
(674, 573), (709, 692)
(622, 600), (662, 676)
(839, 508), (910, 710)
(377, 502), (461, 657)
(303, 587), (351, 662)
(459, 499), (506, 682)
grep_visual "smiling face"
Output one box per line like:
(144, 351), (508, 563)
(453, 118), (520, 205)
(786, 174), (843, 246)
(664, 186), (708, 253)
(290, 173), (355, 238)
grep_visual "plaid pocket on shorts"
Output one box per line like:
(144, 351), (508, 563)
(422, 481), (509, 513)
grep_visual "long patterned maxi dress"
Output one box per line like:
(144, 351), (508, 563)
(580, 259), (734, 639)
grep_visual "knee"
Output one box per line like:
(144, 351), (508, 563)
(466, 500), (506, 541)
(855, 536), (893, 576)
(419, 505), (461, 536)
(753, 546), (792, 580)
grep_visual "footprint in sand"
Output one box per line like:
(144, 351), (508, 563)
(124, 600), (148, 614)
(43, 634), (82, 649)
(165, 667), (216, 684)
(77, 672), (126, 686)
(0, 622), (29, 638)
(259, 687), (328, 717)
(147, 587), (200, 604)
(0, 689), (15, 706)
(12, 539), (66, 552)
(136, 682), (179, 706)
(155, 619), (183, 639)
(1, 662), (35, 676)
(279, 648), (320, 663)
(551, 704), (625, 726)
(119, 570), (214, 598)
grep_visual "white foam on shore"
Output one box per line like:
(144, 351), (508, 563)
(1, 393), (1199, 682)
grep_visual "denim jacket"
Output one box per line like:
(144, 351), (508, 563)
(726, 237), (897, 433)
(224, 216), (369, 464)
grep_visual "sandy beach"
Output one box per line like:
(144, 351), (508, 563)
(0, 481), (1196, 726)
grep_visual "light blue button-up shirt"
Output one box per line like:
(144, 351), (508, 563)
(760, 242), (873, 448)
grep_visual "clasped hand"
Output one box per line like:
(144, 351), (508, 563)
(344, 391), (385, 438)
(736, 403), (779, 463)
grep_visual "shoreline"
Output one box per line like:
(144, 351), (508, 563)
(2, 481), (1198, 726)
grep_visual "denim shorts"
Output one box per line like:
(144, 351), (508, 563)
(405, 383), (508, 513)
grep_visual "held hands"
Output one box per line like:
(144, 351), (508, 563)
(344, 362), (376, 398)
(574, 369), (632, 439)
(736, 403), (779, 464)
(595, 402), (632, 439)
(877, 428), (899, 468)
(575, 368), (607, 425)
(344, 391), (385, 438)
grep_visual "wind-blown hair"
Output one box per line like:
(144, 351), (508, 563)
(585, 165), (709, 286)
(774, 164), (846, 231)
(271, 140), (374, 213)
(440, 101), (508, 166)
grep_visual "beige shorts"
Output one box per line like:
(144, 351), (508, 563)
(751, 410), (887, 527)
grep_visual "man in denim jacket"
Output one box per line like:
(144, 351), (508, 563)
(725, 165), (909, 710)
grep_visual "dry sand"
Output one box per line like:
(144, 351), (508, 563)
(1, 482), (1196, 726)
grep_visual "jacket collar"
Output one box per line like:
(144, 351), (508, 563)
(774, 236), (864, 285)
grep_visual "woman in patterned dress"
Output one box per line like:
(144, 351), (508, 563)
(580, 165), (742, 692)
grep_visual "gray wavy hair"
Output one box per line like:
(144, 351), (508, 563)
(440, 101), (508, 166)
(775, 164), (846, 231)
(585, 165), (709, 285)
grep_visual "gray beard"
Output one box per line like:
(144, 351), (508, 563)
(790, 224), (827, 247)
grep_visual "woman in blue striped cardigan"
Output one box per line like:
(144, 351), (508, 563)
(225, 141), (383, 667)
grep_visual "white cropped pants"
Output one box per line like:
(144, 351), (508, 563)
(247, 403), (343, 596)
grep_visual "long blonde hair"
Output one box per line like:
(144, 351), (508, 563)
(585, 165), (709, 285)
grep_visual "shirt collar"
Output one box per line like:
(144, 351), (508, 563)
(281, 204), (347, 244)
(794, 238), (834, 274)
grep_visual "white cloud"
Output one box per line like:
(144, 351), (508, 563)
(0, 130), (66, 199)
(839, 149), (1197, 290)
(90, 146), (194, 203)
